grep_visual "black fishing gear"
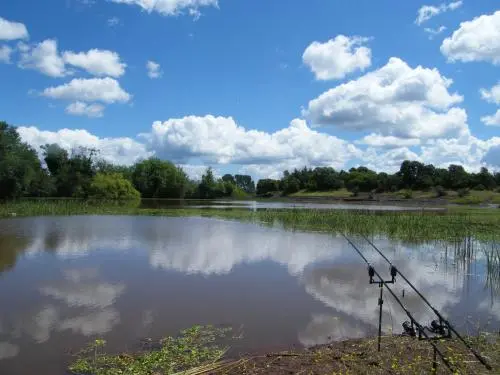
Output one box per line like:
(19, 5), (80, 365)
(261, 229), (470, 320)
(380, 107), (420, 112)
(344, 234), (458, 374)
(361, 234), (492, 371)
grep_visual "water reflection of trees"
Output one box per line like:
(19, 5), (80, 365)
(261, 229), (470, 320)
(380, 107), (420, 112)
(0, 235), (29, 273)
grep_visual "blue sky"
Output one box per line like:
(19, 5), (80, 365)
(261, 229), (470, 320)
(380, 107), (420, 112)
(0, 0), (499, 180)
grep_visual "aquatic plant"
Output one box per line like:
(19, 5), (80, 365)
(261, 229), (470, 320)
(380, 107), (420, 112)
(69, 325), (231, 375)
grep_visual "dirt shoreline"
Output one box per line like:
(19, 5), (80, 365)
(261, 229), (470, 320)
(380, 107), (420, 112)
(216, 335), (499, 374)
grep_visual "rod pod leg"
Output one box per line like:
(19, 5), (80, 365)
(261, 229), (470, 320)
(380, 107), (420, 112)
(378, 283), (383, 352)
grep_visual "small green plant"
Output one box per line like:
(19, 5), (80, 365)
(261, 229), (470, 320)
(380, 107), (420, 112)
(69, 326), (232, 375)
(402, 189), (413, 199)
(350, 186), (359, 197)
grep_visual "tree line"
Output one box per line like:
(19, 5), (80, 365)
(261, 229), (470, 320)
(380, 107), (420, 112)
(256, 162), (500, 196)
(0, 121), (255, 200)
(2, 121), (499, 200)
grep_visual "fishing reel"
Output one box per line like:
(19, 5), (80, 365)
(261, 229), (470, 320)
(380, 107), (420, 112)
(402, 319), (451, 340)
(402, 321), (416, 337)
(426, 319), (451, 338)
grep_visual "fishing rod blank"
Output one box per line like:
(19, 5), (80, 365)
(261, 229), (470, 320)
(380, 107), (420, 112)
(343, 234), (456, 374)
(361, 234), (492, 371)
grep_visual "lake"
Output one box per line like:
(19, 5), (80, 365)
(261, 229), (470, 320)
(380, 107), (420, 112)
(139, 199), (445, 211)
(0, 216), (498, 374)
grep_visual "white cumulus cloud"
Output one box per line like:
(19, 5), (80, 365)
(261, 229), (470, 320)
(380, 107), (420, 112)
(302, 35), (371, 80)
(109, 0), (218, 17)
(63, 49), (126, 77)
(0, 45), (12, 63)
(17, 126), (152, 165)
(420, 135), (500, 171)
(141, 116), (360, 169)
(360, 147), (420, 173)
(481, 110), (500, 126)
(415, 1), (462, 25)
(18, 39), (67, 77)
(356, 134), (421, 148)
(483, 145), (500, 168)
(42, 77), (131, 103)
(441, 11), (500, 65)
(66, 102), (105, 118)
(146, 60), (162, 79)
(304, 57), (467, 139)
(0, 16), (29, 40)
(18, 40), (126, 78)
(357, 135), (500, 173)
(480, 82), (500, 105)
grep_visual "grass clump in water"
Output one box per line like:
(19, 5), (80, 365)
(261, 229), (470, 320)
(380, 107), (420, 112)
(69, 325), (231, 375)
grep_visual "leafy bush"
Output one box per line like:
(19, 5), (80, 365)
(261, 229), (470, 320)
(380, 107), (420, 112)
(89, 173), (140, 200)
(457, 188), (470, 197)
(473, 184), (486, 191)
(350, 186), (359, 197)
(402, 189), (413, 199)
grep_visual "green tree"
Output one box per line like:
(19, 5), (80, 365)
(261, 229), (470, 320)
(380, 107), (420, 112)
(281, 175), (301, 195)
(42, 144), (97, 197)
(344, 167), (378, 192)
(473, 167), (496, 190)
(132, 158), (189, 198)
(0, 122), (43, 199)
(222, 174), (236, 184)
(256, 179), (280, 195)
(447, 164), (470, 189)
(95, 160), (134, 181)
(310, 167), (343, 191)
(198, 167), (217, 199)
(89, 173), (140, 200)
(234, 174), (255, 194)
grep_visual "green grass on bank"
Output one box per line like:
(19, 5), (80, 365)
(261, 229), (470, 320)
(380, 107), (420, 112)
(68, 328), (500, 375)
(290, 188), (500, 204)
(1, 199), (500, 242)
(451, 190), (500, 205)
(290, 188), (352, 198)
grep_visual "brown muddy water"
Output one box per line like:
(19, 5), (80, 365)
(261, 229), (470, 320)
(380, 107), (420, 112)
(0, 216), (498, 374)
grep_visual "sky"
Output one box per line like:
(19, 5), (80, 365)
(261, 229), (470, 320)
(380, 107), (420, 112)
(0, 0), (499, 180)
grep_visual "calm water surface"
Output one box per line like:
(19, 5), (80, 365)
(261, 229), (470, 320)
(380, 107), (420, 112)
(0, 216), (498, 374)
(140, 199), (445, 211)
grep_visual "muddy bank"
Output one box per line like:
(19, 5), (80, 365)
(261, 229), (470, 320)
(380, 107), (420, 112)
(216, 335), (499, 374)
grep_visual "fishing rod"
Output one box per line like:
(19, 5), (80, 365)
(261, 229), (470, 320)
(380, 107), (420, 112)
(342, 234), (455, 374)
(361, 234), (493, 371)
